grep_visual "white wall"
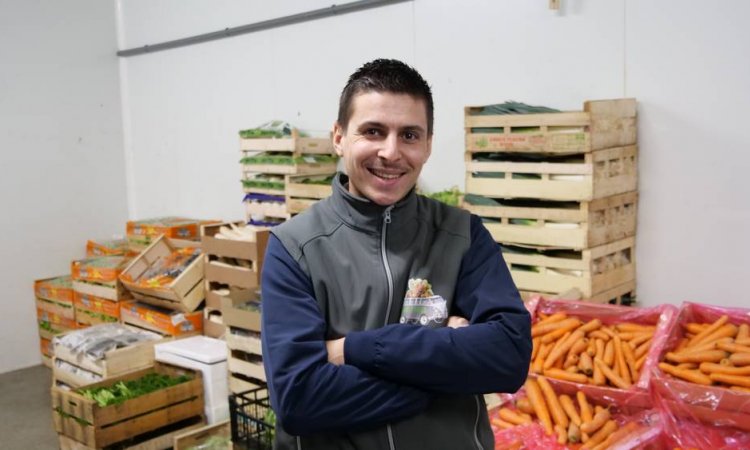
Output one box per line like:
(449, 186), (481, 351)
(0, 0), (128, 373)
(121, 0), (748, 309)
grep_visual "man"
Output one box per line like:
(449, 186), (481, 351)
(261, 59), (532, 450)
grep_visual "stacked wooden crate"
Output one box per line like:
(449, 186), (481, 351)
(34, 276), (76, 367)
(201, 221), (270, 394)
(240, 129), (337, 222)
(462, 99), (638, 304)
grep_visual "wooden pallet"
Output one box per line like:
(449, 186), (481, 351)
(465, 98), (636, 154)
(52, 363), (204, 449)
(58, 416), (205, 450)
(465, 191), (637, 249)
(465, 145), (637, 201)
(503, 237), (635, 298)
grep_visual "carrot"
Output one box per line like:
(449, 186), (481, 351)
(617, 323), (656, 333)
(687, 315), (729, 347)
(545, 330), (585, 370)
(622, 340), (640, 382)
(491, 417), (515, 429)
(569, 338), (589, 357)
(600, 327), (618, 340)
(628, 332), (654, 348)
(684, 322), (710, 334)
(699, 324), (739, 346)
(533, 317), (582, 338)
(699, 362), (750, 376)
(580, 408), (611, 434)
(525, 378), (553, 435)
(555, 424), (567, 445)
(674, 337), (689, 352)
(515, 397), (535, 415)
(594, 339), (605, 360)
(737, 323), (750, 341)
(737, 338), (750, 347)
(603, 340), (615, 366)
(595, 358), (631, 389)
(579, 318), (603, 334)
(676, 362), (698, 370)
(673, 337), (731, 355)
(578, 352), (594, 376)
(499, 407), (533, 425)
(564, 352), (581, 369)
(531, 337), (540, 361)
(592, 359), (606, 385)
(665, 349), (728, 364)
(635, 353), (648, 372)
(532, 342), (552, 374)
(730, 386), (750, 393)
(577, 391), (593, 424)
(568, 421), (581, 443)
(588, 330), (611, 342)
(586, 339), (597, 357)
(541, 323), (579, 344)
(559, 394), (582, 426)
(717, 341), (750, 354)
(582, 419), (617, 449)
(634, 338), (653, 360)
(566, 365), (581, 374)
(590, 421), (638, 450)
(537, 376), (569, 429)
(658, 362), (712, 385)
(729, 352), (750, 366)
(537, 312), (568, 325)
(544, 368), (589, 384)
(709, 372), (750, 388)
(613, 336), (632, 385)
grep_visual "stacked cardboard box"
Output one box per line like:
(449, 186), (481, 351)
(240, 128), (337, 224)
(34, 276), (76, 366)
(462, 99), (638, 304)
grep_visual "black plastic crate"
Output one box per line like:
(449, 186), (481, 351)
(229, 387), (275, 450)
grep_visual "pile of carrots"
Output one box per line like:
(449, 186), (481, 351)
(492, 376), (641, 449)
(659, 315), (750, 392)
(530, 311), (656, 389)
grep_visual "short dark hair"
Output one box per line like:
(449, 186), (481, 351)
(337, 59), (434, 135)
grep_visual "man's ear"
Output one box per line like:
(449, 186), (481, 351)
(332, 122), (345, 157)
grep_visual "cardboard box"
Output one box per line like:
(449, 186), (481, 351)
(86, 238), (128, 257)
(120, 236), (204, 312)
(120, 301), (203, 337)
(34, 275), (74, 304)
(71, 256), (130, 284)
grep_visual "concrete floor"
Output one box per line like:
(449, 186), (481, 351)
(0, 364), (58, 449)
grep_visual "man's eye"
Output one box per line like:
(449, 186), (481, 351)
(364, 128), (382, 136)
(403, 131), (419, 141)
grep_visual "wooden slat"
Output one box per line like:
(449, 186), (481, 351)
(465, 160), (592, 175)
(464, 110), (590, 128)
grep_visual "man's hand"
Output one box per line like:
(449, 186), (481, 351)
(326, 337), (346, 365)
(447, 316), (469, 329)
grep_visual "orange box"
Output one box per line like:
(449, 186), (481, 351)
(37, 307), (77, 339)
(34, 276), (74, 304)
(73, 292), (121, 325)
(120, 301), (202, 337)
(36, 297), (75, 321)
(86, 238), (128, 257)
(40, 337), (53, 358)
(71, 256), (130, 284)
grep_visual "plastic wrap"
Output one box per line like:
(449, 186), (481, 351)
(53, 323), (160, 359)
(490, 379), (662, 450)
(528, 297), (678, 399)
(651, 301), (750, 432)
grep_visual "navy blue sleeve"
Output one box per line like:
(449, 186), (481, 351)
(344, 215), (532, 394)
(261, 235), (432, 436)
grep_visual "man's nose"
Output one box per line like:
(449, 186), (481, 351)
(377, 134), (401, 161)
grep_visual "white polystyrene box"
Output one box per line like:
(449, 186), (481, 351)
(155, 336), (229, 424)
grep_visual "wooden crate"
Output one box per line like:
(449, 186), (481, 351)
(226, 328), (262, 355)
(465, 98), (636, 154)
(241, 159), (338, 176)
(240, 129), (334, 155)
(173, 420), (231, 450)
(228, 350), (266, 382)
(285, 175), (333, 214)
(228, 372), (265, 395)
(120, 236), (204, 313)
(35, 275), (74, 304)
(201, 222), (270, 291)
(120, 301), (203, 337)
(222, 294), (261, 333)
(52, 362), (204, 449)
(465, 145), (637, 201)
(53, 330), (163, 388)
(58, 417), (204, 450)
(519, 280), (636, 306)
(465, 191), (637, 249)
(36, 297), (76, 321)
(504, 237), (635, 298)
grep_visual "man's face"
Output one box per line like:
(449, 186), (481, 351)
(333, 91), (432, 206)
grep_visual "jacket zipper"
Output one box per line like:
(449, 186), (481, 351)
(473, 395), (483, 450)
(381, 205), (396, 450)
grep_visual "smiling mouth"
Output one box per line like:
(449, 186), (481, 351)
(368, 168), (405, 180)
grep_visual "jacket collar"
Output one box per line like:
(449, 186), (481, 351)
(329, 172), (418, 234)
